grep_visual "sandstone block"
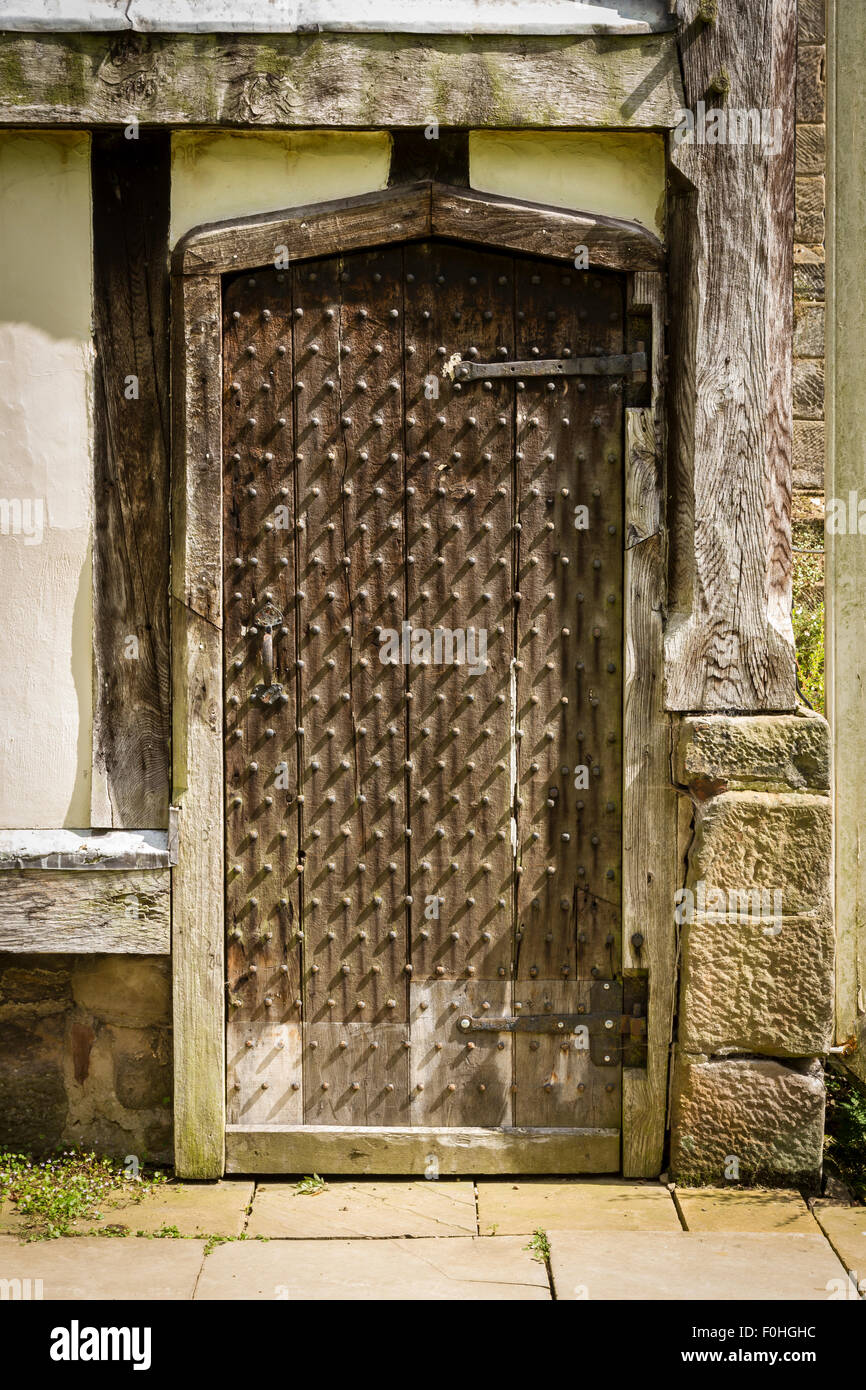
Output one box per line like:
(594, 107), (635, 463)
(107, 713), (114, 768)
(679, 913), (834, 1056)
(671, 1056), (825, 1185)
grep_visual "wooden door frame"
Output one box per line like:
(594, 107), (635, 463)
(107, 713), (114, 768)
(170, 180), (676, 1177)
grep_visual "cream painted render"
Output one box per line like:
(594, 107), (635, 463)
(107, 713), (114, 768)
(0, 131), (93, 830)
(171, 129), (666, 248)
(170, 131), (393, 246)
(470, 131), (666, 238)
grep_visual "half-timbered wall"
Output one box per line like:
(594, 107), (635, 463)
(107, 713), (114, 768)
(0, 7), (838, 1187)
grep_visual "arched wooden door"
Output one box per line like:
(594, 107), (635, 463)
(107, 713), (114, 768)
(221, 235), (629, 1172)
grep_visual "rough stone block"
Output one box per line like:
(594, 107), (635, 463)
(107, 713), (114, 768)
(676, 712), (829, 794)
(797, 45), (826, 125)
(794, 301), (824, 357)
(679, 913), (834, 1056)
(113, 1027), (172, 1111)
(793, 420), (825, 489)
(0, 954), (72, 1004)
(798, 0), (825, 45)
(793, 357), (825, 418)
(795, 174), (825, 247)
(671, 1056), (825, 1185)
(71, 956), (171, 1028)
(793, 257), (825, 300)
(686, 791), (831, 917)
(796, 123), (825, 176)
(0, 1015), (68, 1152)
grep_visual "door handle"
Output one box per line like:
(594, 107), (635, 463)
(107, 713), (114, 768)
(249, 601), (285, 706)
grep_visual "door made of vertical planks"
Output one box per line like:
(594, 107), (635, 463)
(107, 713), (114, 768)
(224, 240), (624, 1171)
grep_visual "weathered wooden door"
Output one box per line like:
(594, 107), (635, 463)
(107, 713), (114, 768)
(223, 239), (626, 1173)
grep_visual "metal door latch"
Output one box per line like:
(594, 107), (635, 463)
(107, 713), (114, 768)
(450, 352), (647, 383)
(249, 601), (284, 706)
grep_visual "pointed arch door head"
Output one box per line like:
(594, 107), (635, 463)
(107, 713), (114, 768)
(172, 180), (665, 279)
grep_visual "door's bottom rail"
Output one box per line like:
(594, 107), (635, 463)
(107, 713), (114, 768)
(225, 1124), (620, 1175)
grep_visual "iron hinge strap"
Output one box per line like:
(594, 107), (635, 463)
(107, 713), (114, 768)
(452, 351), (647, 382)
(457, 1012), (622, 1035)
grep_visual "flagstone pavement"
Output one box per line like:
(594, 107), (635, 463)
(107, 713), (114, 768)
(0, 1179), (863, 1300)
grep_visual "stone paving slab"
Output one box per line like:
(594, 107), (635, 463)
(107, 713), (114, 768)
(196, 1235), (550, 1300)
(812, 1205), (866, 1281)
(675, 1187), (817, 1233)
(246, 1179), (476, 1238)
(0, 1200), (28, 1236)
(549, 1231), (848, 1301)
(0, 1234), (206, 1300)
(80, 1180), (255, 1237)
(476, 1179), (680, 1234)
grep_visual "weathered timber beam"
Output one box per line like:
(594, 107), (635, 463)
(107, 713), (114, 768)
(431, 185), (665, 270)
(174, 182), (665, 277)
(665, 0), (798, 711)
(0, 869), (170, 953)
(171, 263), (225, 1177)
(91, 130), (171, 830)
(226, 1125), (620, 1175)
(622, 272), (677, 1176)
(0, 31), (684, 129)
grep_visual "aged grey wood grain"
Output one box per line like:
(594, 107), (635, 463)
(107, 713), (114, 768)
(171, 268), (225, 1178)
(666, 0), (798, 711)
(432, 186), (665, 271)
(91, 131), (171, 830)
(0, 870), (169, 953)
(171, 596), (225, 1176)
(171, 273), (223, 626)
(0, 31), (683, 130)
(176, 185), (432, 277)
(175, 183), (666, 279)
(622, 271), (677, 1177)
(226, 1123), (619, 1174)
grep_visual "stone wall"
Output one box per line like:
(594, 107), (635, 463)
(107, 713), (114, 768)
(669, 711), (832, 1186)
(794, 0), (826, 492)
(0, 954), (172, 1164)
